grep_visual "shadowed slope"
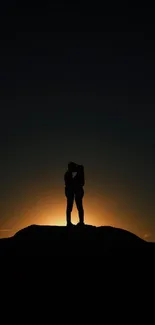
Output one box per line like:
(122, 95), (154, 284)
(0, 224), (153, 256)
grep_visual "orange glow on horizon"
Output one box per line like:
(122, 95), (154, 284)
(0, 197), (114, 237)
(0, 192), (151, 241)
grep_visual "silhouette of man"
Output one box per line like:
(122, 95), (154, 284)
(64, 162), (85, 226)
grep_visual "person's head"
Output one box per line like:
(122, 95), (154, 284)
(68, 162), (77, 172)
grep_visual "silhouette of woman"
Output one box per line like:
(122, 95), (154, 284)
(64, 162), (85, 226)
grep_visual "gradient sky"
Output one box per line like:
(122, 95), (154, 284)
(0, 2), (155, 240)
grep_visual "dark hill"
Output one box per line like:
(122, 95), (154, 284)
(0, 224), (154, 256)
(1, 224), (155, 288)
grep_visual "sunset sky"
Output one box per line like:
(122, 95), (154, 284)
(0, 2), (155, 241)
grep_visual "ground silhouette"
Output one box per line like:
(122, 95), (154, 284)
(1, 223), (154, 290)
(0, 224), (154, 256)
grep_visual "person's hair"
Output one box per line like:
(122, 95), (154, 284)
(68, 162), (76, 172)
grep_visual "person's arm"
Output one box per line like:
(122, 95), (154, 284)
(64, 170), (73, 187)
(64, 171), (69, 186)
(77, 164), (85, 186)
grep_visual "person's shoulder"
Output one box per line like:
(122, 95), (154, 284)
(64, 170), (70, 178)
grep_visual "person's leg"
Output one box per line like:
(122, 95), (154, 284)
(75, 193), (84, 224)
(66, 193), (74, 225)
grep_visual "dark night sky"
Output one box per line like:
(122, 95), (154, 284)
(0, 1), (155, 240)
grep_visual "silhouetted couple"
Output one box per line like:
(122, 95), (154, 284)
(64, 162), (85, 226)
